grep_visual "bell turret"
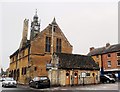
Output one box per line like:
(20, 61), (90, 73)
(30, 9), (40, 40)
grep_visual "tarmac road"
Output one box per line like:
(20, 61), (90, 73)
(1, 81), (120, 92)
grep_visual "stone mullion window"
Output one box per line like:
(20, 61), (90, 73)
(56, 38), (61, 53)
(21, 67), (27, 75)
(45, 37), (51, 52)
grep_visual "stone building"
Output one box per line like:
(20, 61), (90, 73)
(9, 12), (73, 84)
(48, 53), (100, 86)
(88, 43), (120, 79)
(9, 11), (100, 85)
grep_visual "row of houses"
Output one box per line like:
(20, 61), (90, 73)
(88, 43), (120, 78)
(8, 11), (119, 86)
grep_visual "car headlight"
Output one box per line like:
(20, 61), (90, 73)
(4, 81), (8, 84)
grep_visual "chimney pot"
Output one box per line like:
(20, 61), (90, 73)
(106, 43), (110, 47)
(90, 47), (95, 51)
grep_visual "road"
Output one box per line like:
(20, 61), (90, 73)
(1, 82), (120, 92)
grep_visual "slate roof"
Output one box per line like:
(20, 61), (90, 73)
(10, 40), (30, 58)
(87, 43), (120, 56)
(55, 53), (100, 70)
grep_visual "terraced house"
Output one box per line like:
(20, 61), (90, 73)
(9, 11), (100, 85)
(88, 43), (120, 79)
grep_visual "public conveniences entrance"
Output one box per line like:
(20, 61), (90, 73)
(74, 71), (78, 85)
(66, 71), (70, 85)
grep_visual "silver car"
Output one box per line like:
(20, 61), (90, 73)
(2, 77), (17, 87)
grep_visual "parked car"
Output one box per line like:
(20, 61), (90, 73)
(2, 77), (17, 87)
(100, 75), (115, 83)
(0, 77), (5, 82)
(29, 76), (50, 89)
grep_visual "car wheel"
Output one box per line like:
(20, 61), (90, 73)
(112, 81), (115, 83)
(35, 83), (39, 89)
(106, 80), (110, 83)
(48, 85), (50, 88)
(15, 85), (17, 88)
(29, 83), (31, 87)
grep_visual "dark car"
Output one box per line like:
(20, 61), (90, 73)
(29, 76), (50, 89)
(100, 75), (115, 83)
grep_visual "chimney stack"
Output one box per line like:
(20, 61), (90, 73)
(106, 43), (110, 47)
(90, 47), (95, 51)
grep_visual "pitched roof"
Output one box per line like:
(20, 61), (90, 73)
(87, 43), (120, 56)
(10, 40), (30, 58)
(55, 53), (99, 70)
(87, 47), (105, 56)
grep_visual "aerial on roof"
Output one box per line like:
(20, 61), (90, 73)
(87, 43), (120, 56)
(55, 53), (100, 70)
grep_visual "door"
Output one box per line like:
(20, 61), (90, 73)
(74, 71), (78, 85)
(65, 71), (70, 85)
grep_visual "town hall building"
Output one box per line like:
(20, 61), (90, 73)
(8, 11), (99, 85)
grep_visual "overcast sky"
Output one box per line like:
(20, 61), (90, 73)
(0, 0), (119, 71)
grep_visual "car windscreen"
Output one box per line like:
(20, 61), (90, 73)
(40, 77), (48, 80)
(104, 75), (110, 78)
(5, 78), (14, 81)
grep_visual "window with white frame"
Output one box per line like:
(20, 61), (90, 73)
(117, 52), (120, 57)
(108, 61), (111, 67)
(117, 60), (120, 66)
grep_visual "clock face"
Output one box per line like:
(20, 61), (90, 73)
(34, 26), (39, 30)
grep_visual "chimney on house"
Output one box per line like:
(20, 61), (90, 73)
(106, 43), (110, 47)
(90, 47), (95, 51)
(19, 19), (29, 49)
